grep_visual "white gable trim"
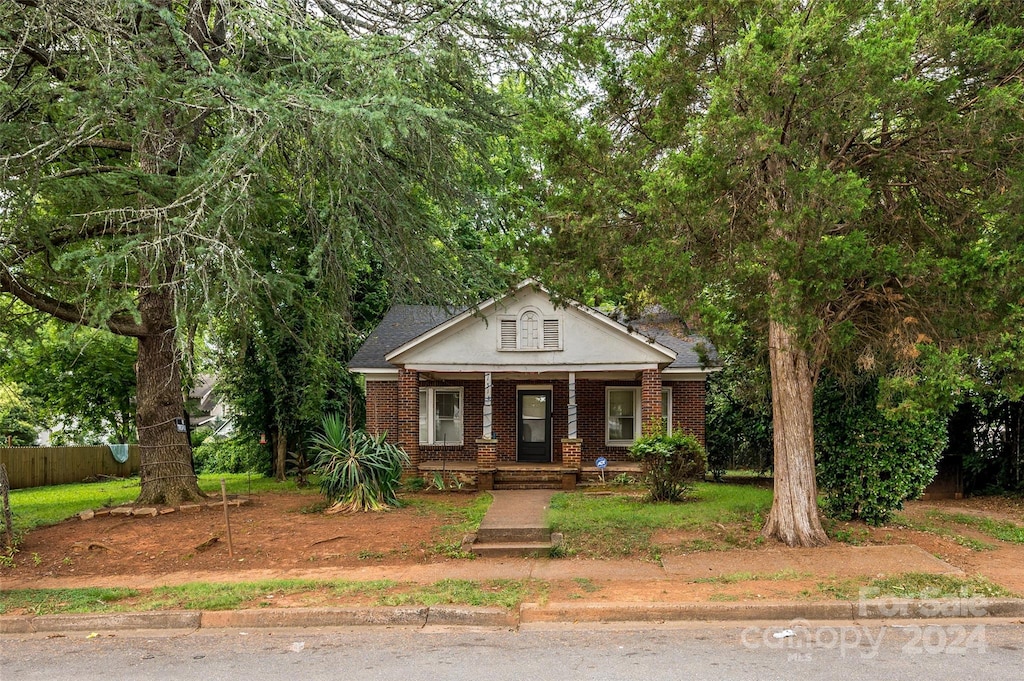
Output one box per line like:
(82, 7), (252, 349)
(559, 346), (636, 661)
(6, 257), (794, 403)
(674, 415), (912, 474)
(385, 278), (677, 365)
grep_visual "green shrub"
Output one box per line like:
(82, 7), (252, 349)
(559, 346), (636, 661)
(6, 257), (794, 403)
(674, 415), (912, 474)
(816, 377), (948, 526)
(192, 435), (268, 474)
(190, 426), (215, 448)
(311, 413), (409, 513)
(629, 431), (708, 502)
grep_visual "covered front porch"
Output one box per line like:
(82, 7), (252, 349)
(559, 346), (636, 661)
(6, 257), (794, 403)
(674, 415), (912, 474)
(399, 368), (665, 490)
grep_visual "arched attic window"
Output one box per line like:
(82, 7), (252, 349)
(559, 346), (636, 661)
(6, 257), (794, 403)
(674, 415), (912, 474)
(498, 308), (562, 351)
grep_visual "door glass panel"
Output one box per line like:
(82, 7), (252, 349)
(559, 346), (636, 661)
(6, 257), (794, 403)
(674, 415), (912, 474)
(521, 394), (547, 443)
(522, 394), (546, 419)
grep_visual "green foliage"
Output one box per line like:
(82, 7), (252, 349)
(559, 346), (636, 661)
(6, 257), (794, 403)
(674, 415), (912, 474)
(629, 431), (708, 502)
(536, 0), (1024, 542)
(192, 436), (268, 474)
(1, 1), (523, 502)
(0, 403), (37, 446)
(864, 573), (1012, 600)
(190, 426), (215, 448)
(311, 414), (409, 513)
(705, 349), (774, 478)
(816, 376), (949, 525)
(923, 510), (1024, 544)
(379, 579), (528, 609)
(1, 324), (136, 444)
(0, 587), (139, 615)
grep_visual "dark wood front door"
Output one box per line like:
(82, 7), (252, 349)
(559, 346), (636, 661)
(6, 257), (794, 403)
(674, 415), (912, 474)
(517, 390), (552, 462)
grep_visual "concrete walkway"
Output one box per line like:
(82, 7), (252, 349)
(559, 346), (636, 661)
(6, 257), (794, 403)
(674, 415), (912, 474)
(476, 490), (555, 537)
(466, 490), (558, 557)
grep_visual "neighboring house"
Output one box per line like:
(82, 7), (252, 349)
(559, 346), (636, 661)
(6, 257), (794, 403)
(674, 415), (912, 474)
(187, 374), (234, 437)
(349, 279), (718, 490)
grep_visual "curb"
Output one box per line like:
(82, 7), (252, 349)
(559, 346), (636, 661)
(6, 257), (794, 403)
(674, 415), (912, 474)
(520, 598), (1024, 624)
(0, 611), (201, 634)
(3, 599), (1022, 634)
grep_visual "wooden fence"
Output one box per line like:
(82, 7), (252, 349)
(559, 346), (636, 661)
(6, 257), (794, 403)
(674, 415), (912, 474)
(0, 446), (141, 489)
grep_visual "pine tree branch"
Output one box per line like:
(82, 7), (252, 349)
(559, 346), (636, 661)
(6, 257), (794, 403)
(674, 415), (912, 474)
(0, 269), (147, 337)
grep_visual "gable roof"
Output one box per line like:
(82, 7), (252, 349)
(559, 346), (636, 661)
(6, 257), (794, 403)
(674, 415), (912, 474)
(349, 280), (717, 373)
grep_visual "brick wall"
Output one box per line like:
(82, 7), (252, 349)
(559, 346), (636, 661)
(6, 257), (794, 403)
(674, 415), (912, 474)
(669, 379), (707, 445)
(365, 381), (398, 440)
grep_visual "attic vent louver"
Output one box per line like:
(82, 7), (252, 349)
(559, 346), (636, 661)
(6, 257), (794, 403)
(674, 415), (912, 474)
(543, 318), (561, 349)
(499, 318), (517, 350)
(497, 311), (562, 351)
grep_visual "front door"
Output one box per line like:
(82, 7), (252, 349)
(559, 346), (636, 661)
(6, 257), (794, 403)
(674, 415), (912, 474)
(517, 390), (552, 463)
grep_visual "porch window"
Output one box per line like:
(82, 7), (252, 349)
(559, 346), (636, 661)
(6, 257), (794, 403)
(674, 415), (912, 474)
(606, 387), (639, 445)
(419, 387), (463, 445)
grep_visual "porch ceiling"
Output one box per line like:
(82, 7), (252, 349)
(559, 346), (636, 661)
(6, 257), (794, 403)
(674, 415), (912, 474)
(417, 370), (649, 381)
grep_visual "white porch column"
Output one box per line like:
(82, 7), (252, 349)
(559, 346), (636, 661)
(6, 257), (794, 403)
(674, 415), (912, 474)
(568, 372), (578, 439)
(482, 371), (493, 440)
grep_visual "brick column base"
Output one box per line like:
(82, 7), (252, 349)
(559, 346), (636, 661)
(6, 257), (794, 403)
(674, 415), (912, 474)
(561, 438), (582, 469)
(476, 438), (498, 490)
(561, 438), (582, 489)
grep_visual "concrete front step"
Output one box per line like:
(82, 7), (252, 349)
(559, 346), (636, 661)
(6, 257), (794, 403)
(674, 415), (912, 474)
(470, 541), (556, 558)
(475, 525), (551, 544)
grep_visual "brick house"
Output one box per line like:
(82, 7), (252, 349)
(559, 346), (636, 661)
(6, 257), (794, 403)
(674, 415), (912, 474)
(349, 280), (717, 489)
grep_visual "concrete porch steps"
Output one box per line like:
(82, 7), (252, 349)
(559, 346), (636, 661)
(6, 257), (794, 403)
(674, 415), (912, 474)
(493, 482), (563, 491)
(465, 490), (561, 558)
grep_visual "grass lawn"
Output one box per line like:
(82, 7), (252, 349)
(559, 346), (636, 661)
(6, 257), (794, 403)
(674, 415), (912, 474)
(7, 474), (316, 533)
(548, 482), (774, 559)
(0, 577), (546, 615)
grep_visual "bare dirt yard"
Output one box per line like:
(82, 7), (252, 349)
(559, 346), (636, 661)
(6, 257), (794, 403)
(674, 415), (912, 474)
(2, 490), (1022, 607)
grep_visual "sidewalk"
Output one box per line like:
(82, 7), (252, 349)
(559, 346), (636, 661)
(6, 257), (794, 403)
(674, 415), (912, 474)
(4, 544), (1024, 633)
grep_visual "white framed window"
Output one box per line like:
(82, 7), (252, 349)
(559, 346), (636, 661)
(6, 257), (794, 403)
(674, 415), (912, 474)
(419, 387), (463, 445)
(498, 309), (562, 351)
(606, 387), (640, 445)
(662, 387), (672, 433)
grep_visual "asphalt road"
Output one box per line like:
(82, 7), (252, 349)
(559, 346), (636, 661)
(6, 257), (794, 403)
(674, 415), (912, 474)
(2, 621), (1022, 680)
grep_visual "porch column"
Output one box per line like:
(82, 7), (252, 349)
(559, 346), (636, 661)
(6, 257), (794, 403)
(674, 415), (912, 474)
(482, 372), (493, 439)
(641, 368), (663, 436)
(567, 372), (578, 440)
(558, 372), (582, 489)
(397, 368), (420, 475)
(477, 372), (498, 490)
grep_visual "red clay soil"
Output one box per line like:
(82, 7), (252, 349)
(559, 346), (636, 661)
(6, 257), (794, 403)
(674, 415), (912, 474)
(2, 491), (1022, 605)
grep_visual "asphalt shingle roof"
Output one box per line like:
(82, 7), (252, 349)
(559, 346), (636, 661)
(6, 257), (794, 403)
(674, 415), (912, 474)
(348, 304), (456, 369)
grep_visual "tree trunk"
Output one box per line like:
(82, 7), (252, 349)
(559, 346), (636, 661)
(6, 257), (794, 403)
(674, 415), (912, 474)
(761, 317), (829, 547)
(135, 285), (205, 506)
(275, 427), (287, 482)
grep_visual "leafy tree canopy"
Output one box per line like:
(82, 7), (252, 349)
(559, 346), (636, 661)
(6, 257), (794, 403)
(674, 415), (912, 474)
(536, 0), (1024, 545)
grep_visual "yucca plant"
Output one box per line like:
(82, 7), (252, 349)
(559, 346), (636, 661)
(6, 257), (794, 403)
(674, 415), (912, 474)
(311, 413), (410, 514)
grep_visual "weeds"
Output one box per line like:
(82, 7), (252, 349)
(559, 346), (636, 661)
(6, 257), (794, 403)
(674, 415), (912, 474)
(924, 511), (1024, 544)
(894, 514), (998, 551)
